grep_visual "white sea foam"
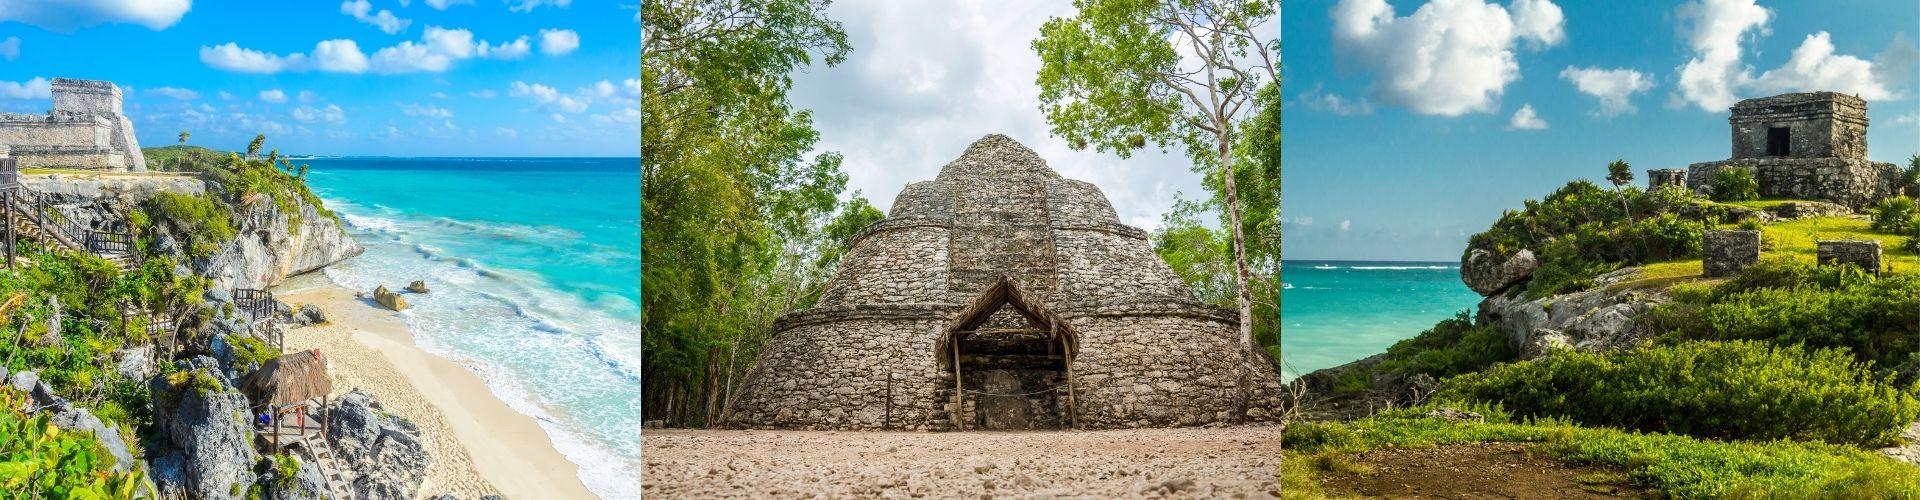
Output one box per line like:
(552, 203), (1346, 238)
(1347, 265), (1454, 270)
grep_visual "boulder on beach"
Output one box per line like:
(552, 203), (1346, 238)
(373, 285), (409, 311)
(406, 280), (430, 294)
(298, 304), (327, 324)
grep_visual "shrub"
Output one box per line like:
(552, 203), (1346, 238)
(1437, 341), (1920, 447)
(0, 387), (152, 497)
(149, 192), (236, 259)
(1710, 167), (1759, 202)
(228, 334), (278, 370)
(1871, 196), (1918, 234)
(1646, 257), (1920, 368)
(1374, 311), (1516, 379)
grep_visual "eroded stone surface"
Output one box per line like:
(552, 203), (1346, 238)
(1704, 230), (1762, 278)
(1817, 239), (1882, 275)
(723, 135), (1283, 430)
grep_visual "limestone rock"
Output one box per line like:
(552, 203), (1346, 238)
(298, 304), (326, 324)
(1880, 420), (1920, 467)
(151, 364), (259, 500)
(1423, 407), (1485, 424)
(1521, 330), (1572, 360)
(1461, 248), (1536, 296)
(328, 389), (430, 499)
(116, 346), (152, 381)
(264, 453), (333, 500)
(406, 280), (430, 294)
(373, 285), (409, 311)
(49, 406), (135, 472)
(1704, 230), (1761, 277)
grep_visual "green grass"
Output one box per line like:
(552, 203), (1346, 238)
(1766, 217), (1919, 272)
(1717, 198), (1802, 210)
(1284, 404), (1920, 499)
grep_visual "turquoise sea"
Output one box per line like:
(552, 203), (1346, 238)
(1279, 260), (1483, 378)
(300, 157), (640, 499)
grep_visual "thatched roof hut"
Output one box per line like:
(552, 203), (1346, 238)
(239, 349), (332, 409)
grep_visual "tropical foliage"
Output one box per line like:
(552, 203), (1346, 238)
(0, 388), (152, 499)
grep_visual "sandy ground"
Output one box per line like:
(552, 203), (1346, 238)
(641, 426), (1283, 498)
(279, 284), (596, 500)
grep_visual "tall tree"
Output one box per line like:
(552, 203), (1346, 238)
(642, 0), (857, 427)
(246, 134), (266, 160)
(1606, 159), (1634, 220)
(177, 131), (189, 145)
(1035, 0), (1278, 423)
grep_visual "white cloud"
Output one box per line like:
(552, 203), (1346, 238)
(549, 113), (566, 123)
(400, 102), (453, 118)
(291, 104), (347, 124)
(218, 91), (233, 101)
(259, 89), (288, 103)
(1891, 113), (1918, 125)
(431, 92), (452, 99)
(1506, 103), (1548, 130)
(342, 0), (411, 34)
(0, 37), (17, 61)
(0, 0), (190, 32)
(592, 107), (639, 124)
(1875, 33), (1918, 90)
(425, 0), (471, 9)
(509, 81), (589, 112)
(1751, 32), (1896, 100)
(1339, 220), (1352, 231)
(1330, 0), (1565, 116)
(622, 78), (641, 97)
(1298, 86), (1374, 116)
(467, 89), (497, 98)
(0, 78), (51, 100)
(1559, 67), (1655, 117)
(200, 43), (308, 73)
(479, 36), (532, 60)
(298, 90), (320, 103)
(510, 0), (571, 13)
(538, 29), (579, 56)
(146, 87), (199, 100)
(495, 127), (519, 137)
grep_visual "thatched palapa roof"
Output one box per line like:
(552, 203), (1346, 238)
(240, 349), (332, 409)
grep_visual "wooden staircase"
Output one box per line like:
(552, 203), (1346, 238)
(298, 436), (352, 499)
(3, 187), (142, 271)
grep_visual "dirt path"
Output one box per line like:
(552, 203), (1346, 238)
(642, 426), (1282, 498)
(1319, 442), (1647, 498)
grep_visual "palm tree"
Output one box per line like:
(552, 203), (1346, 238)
(177, 131), (189, 145)
(246, 134), (266, 161)
(1903, 153), (1919, 197)
(1607, 159), (1635, 221)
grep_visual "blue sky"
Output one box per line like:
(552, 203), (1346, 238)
(0, 0), (638, 157)
(1283, 0), (1920, 261)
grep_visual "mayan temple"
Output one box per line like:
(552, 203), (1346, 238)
(722, 134), (1284, 431)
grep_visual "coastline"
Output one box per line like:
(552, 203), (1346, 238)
(277, 281), (597, 499)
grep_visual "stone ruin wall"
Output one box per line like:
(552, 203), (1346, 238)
(814, 223), (951, 307)
(1729, 92), (1868, 161)
(1686, 158), (1898, 209)
(0, 79), (145, 172)
(723, 311), (952, 430)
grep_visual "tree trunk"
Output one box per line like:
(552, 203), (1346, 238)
(703, 346), (722, 427)
(1219, 124), (1256, 425)
(720, 337), (739, 419)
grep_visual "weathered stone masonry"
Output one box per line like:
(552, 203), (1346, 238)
(723, 134), (1284, 431)
(1686, 92), (1897, 208)
(0, 78), (146, 172)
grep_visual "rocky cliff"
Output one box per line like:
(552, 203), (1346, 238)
(22, 173), (362, 289)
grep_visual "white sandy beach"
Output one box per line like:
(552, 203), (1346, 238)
(278, 284), (597, 500)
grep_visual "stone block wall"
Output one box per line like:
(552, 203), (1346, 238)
(816, 224), (951, 307)
(1051, 228), (1192, 302)
(0, 114), (114, 148)
(1063, 308), (1283, 428)
(11, 146), (122, 170)
(948, 174), (1058, 296)
(1648, 169), (1686, 190)
(1687, 158), (1898, 209)
(0, 79), (145, 171)
(1729, 92), (1868, 161)
(1817, 239), (1882, 276)
(1704, 230), (1761, 277)
(50, 78), (122, 116)
(724, 312), (952, 430)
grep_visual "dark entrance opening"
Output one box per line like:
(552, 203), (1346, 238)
(1766, 126), (1791, 157)
(939, 277), (1077, 431)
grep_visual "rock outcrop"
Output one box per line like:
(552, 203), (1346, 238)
(1461, 248), (1536, 296)
(406, 280), (430, 294)
(328, 389), (430, 499)
(373, 285), (409, 311)
(8, 370), (138, 473)
(150, 359), (259, 500)
(1477, 267), (1663, 359)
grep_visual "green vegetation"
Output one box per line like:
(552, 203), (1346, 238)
(227, 334), (278, 369)
(1872, 196), (1918, 234)
(1325, 312), (1515, 392)
(148, 192), (236, 259)
(1439, 341), (1919, 447)
(1709, 167), (1760, 202)
(1284, 403), (1920, 499)
(1644, 258), (1919, 368)
(0, 387), (152, 498)
(1468, 181), (1709, 298)
(641, 0), (878, 428)
(143, 140), (333, 233)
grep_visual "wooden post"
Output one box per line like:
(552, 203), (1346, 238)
(883, 368), (893, 431)
(952, 335), (964, 431)
(1060, 322), (1077, 430)
(4, 190), (13, 269)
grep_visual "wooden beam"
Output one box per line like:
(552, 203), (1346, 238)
(1059, 321), (1077, 430)
(957, 328), (1048, 335)
(952, 337), (964, 431)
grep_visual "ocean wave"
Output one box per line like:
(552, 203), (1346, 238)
(1348, 265), (1454, 270)
(341, 213), (404, 234)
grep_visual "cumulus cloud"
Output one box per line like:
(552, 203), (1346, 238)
(200, 43), (308, 73)
(1559, 67), (1654, 117)
(0, 0), (190, 32)
(1506, 103), (1547, 130)
(371, 27), (537, 73)
(538, 29), (579, 56)
(467, 89), (497, 98)
(1671, 0), (1901, 111)
(1330, 0), (1565, 116)
(260, 89), (288, 103)
(0, 37), (17, 61)
(0, 78), (51, 100)
(298, 90), (320, 103)
(479, 36), (532, 60)
(342, 0), (410, 34)
(400, 102), (453, 118)
(146, 87), (199, 100)
(291, 104), (347, 124)
(495, 127), (519, 137)
(425, 0), (471, 9)
(509, 81), (588, 112)
(510, 0), (571, 13)
(592, 107), (639, 124)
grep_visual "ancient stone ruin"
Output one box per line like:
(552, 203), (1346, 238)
(1647, 169), (1686, 190)
(1703, 230), (1761, 278)
(1686, 92), (1898, 208)
(1817, 239), (1882, 276)
(0, 78), (146, 172)
(723, 134), (1284, 431)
